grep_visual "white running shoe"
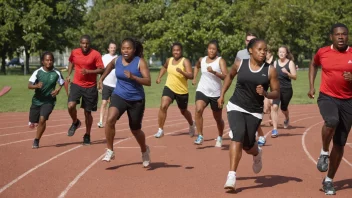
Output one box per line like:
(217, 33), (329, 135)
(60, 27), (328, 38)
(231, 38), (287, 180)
(97, 122), (104, 128)
(224, 172), (236, 190)
(154, 128), (164, 138)
(102, 149), (115, 162)
(229, 130), (233, 139)
(252, 147), (263, 174)
(215, 136), (222, 147)
(142, 145), (151, 167)
(189, 121), (196, 137)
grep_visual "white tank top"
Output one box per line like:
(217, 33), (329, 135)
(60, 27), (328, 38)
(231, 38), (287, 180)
(102, 54), (118, 88)
(196, 56), (222, 97)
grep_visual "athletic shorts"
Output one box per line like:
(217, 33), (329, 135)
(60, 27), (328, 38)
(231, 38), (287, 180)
(195, 91), (221, 111)
(110, 94), (145, 130)
(162, 86), (189, 110)
(68, 83), (98, 112)
(228, 110), (262, 150)
(318, 92), (352, 146)
(273, 87), (293, 111)
(102, 85), (114, 100)
(29, 103), (54, 123)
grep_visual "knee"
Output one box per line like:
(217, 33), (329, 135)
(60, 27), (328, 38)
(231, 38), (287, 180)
(214, 116), (223, 123)
(159, 104), (168, 112)
(101, 100), (108, 107)
(195, 107), (203, 115)
(106, 117), (116, 127)
(38, 117), (46, 125)
(272, 105), (279, 111)
(325, 119), (339, 129)
(68, 103), (75, 111)
(130, 123), (142, 132)
(180, 109), (187, 115)
(131, 129), (142, 136)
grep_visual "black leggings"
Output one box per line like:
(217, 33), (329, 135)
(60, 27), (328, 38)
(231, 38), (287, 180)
(273, 88), (293, 111)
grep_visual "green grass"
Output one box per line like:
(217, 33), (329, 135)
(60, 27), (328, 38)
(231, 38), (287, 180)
(0, 69), (320, 112)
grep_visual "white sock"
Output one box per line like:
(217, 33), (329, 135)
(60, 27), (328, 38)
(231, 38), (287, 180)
(321, 148), (329, 155)
(228, 171), (236, 177)
(325, 176), (332, 182)
(158, 128), (163, 132)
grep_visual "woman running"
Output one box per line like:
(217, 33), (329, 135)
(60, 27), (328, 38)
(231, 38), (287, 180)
(99, 38), (151, 167)
(154, 42), (195, 138)
(219, 38), (280, 190)
(192, 40), (228, 147)
(270, 46), (297, 138)
(97, 42), (118, 128)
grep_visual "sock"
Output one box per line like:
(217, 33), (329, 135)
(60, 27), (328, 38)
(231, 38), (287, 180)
(321, 148), (329, 156)
(325, 176), (332, 182)
(228, 171), (236, 177)
(217, 136), (222, 140)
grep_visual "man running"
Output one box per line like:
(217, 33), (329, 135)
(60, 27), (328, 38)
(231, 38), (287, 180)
(66, 35), (104, 145)
(308, 23), (352, 195)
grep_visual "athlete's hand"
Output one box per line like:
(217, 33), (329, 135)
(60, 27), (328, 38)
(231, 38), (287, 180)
(97, 80), (103, 91)
(124, 70), (133, 79)
(307, 87), (315, 99)
(256, 85), (266, 96)
(36, 82), (43, 89)
(207, 66), (214, 74)
(343, 71), (352, 81)
(192, 79), (197, 85)
(51, 89), (60, 97)
(156, 78), (161, 84)
(176, 68), (183, 73)
(217, 96), (224, 109)
(281, 68), (289, 74)
(81, 68), (89, 75)
(66, 76), (70, 83)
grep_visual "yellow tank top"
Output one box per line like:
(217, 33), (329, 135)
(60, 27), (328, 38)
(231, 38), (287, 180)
(165, 57), (188, 94)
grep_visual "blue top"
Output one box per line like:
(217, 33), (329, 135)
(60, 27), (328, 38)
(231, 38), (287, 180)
(113, 56), (145, 101)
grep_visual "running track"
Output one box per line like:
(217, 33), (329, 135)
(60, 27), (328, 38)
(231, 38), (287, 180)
(0, 105), (351, 198)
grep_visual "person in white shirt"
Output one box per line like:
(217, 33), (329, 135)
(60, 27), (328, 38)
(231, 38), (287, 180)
(192, 40), (228, 147)
(97, 42), (118, 128)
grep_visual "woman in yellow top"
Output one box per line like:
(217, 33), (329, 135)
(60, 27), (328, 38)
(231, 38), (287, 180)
(155, 42), (195, 138)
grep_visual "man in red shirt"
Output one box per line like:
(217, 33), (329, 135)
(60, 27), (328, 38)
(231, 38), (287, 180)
(66, 35), (104, 145)
(308, 23), (352, 195)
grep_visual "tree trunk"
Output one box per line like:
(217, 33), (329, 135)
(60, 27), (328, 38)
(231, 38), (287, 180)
(24, 47), (30, 75)
(0, 43), (8, 75)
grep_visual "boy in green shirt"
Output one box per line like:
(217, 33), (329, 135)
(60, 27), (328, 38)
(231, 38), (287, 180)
(28, 52), (65, 148)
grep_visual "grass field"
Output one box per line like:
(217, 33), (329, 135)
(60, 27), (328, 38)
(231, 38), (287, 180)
(0, 69), (320, 112)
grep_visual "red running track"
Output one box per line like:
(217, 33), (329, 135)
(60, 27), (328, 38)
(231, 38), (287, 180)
(0, 105), (351, 198)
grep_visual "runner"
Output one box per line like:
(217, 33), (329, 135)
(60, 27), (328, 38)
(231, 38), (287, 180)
(219, 38), (280, 190)
(271, 46), (297, 137)
(192, 40), (228, 147)
(97, 42), (118, 128)
(154, 42), (195, 138)
(99, 38), (151, 167)
(28, 52), (65, 148)
(66, 35), (104, 145)
(308, 23), (352, 195)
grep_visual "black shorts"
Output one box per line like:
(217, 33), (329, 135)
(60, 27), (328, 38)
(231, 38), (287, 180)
(273, 87), (293, 111)
(110, 94), (145, 130)
(68, 83), (98, 112)
(102, 85), (114, 100)
(195, 91), (221, 111)
(228, 110), (262, 150)
(318, 92), (352, 146)
(162, 86), (189, 110)
(29, 103), (54, 123)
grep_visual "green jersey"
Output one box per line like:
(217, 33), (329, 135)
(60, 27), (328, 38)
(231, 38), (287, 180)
(29, 67), (65, 106)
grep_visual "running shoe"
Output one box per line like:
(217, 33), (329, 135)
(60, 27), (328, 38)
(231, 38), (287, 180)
(317, 154), (329, 172)
(102, 149), (115, 162)
(194, 135), (203, 145)
(67, 119), (81, 136)
(322, 179), (336, 195)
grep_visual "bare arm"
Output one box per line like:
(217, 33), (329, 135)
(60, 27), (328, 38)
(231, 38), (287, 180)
(28, 82), (42, 89)
(266, 66), (280, 99)
(66, 62), (74, 82)
(179, 58), (193, 79)
(286, 61), (297, 80)
(212, 58), (228, 80)
(130, 58), (151, 86)
(156, 58), (169, 83)
(308, 57), (319, 98)
(192, 57), (202, 85)
(83, 68), (104, 74)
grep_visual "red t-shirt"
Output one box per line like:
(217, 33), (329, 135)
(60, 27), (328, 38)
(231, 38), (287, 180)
(69, 48), (104, 88)
(313, 45), (352, 99)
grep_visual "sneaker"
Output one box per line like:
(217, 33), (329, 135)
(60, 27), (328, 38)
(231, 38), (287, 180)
(154, 128), (164, 138)
(83, 134), (91, 145)
(189, 121), (196, 137)
(284, 119), (289, 129)
(32, 139), (39, 149)
(322, 179), (336, 195)
(29, 122), (37, 129)
(229, 130), (233, 139)
(224, 173), (236, 190)
(215, 136), (222, 147)
(67, 119), (81, 136)
(194, 135), (204, 145)
(271, 129), (278, 138)
(252, 147), (263, 174)
(142, 145), (151, 167)
(97, 122), (104, 128)
(317, 154), (329, 172)
(258, 136), (266, 147)
(102, 149), (115, 162)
